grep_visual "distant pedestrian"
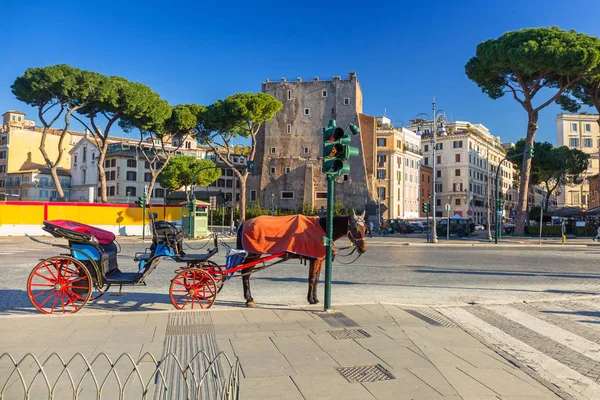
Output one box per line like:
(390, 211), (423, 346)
(594, 222), (600, 242)
(367, 221), (373, 238)
(234, 219), (240, 233)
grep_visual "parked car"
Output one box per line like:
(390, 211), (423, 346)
(504, 223), (515, 234)
(474, 224), (485, 231)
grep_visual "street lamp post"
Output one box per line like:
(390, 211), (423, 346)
(414, 99), (448, 244)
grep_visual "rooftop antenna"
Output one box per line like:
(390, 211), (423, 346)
(384, 108), (387, 117)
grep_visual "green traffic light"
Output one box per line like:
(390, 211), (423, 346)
(322, 159), (350, 175)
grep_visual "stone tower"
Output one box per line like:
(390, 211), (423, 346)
(248, 73), (376, 212)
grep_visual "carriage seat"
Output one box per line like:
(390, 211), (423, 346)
(175, 247), (218, 263)
(43, 220), (116, 245)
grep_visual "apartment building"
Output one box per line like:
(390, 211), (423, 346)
(0, 110), (81, 200)
(248, 73), (377, 212)
(408, 120), (514, 223)
(556, 112), (599, 209)
(375, 117), (422, 219)
(419, 165), (432, 217)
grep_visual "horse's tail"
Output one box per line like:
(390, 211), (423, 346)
(236, 222), (244, 250)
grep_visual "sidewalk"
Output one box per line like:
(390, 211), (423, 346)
(0, 304), (558, 399)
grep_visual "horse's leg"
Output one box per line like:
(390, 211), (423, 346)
(308, 259), (324, 304)
(242, 266), (255, 307)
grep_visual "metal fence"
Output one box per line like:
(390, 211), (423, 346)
(0, 351), (240, 400)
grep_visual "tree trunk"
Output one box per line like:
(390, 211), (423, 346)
(515, 111), (539, 234)
(97, 139), (109, 203)
(147, 175), (158, 203)
(239, 173), (248, 221)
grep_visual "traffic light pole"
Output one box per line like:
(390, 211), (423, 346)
(142, 201), (146, 241)
(324, 174), (335, 312)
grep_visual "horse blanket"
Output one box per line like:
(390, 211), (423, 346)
(241, 215), (327, 260)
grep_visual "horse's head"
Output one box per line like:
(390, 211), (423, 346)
(348, 209), (367, 254)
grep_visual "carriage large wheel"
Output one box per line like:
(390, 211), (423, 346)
(27, 257), (92, 314)
(202, 261), (227, 294)
(170, 268), (217, 310)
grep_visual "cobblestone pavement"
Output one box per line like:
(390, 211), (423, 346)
(438, 299), (600, 399)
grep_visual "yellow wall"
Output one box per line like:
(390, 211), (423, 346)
(0, 203), (183, 226)
(7, 129), (75, 172)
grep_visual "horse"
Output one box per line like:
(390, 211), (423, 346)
(235, 210), (367, 307)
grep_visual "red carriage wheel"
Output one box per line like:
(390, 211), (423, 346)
(170, 269), (217, 310)
(27, 257), (92, 314)
(201, 261), (227, 294)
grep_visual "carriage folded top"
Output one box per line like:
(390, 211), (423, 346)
(241, 215), (328, 260)
(42, 220), (116, 245)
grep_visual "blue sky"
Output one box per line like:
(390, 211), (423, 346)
(2, 0), (600, 145)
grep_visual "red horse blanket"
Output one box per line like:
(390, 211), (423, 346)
(241, 215), (327, 259)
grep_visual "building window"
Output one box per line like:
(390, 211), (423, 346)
(423, 157), (429, 165)
(0, 165), (4, 174)
(586, 123), (592, 132)
(344, 98), (350, 105)
(153, 188), (164, 197)
(285, 167), (291, 174)
(304, 108), (310, 115)
(436, 155), (441, 164)
(22, 189), (28, 197)
(145, 161), (150, 169)
(250, 190), (257, 201)
(270, 147), (276, 154)
(436, 143), (443, 150)
(435, 183), (442, 192)
(144, 173), (152, 182)
(343, 174), (349, 181)
(453, 141), (463, 148)
(571, 123), (578, 132)
(455, 154), (461, 162)
(316, 192), (327, 199)
(584, 137), (593, 148)
(287, 124), (291, 134)
(104, 159), (110, 168)
(40, 190), (48, 198)
(378, 187), (386, 200)
(322, 90), (327, 97)
(377, 169), (386, 180)
(82, 170), (86, 184)
(125, 186), (136, 196)
(455, 169), (461, 177)
(377, 138), (387, 147)
(436, 198), (441, 206)
(0, 151), (6, 160)
(281, 191), (294, 199)
(455, 199), (461, 206)
(270, 167), (276, 174)
(569, 137), (579, 148)
(436, 170), (441, 178)
(127, 159), (137, 168)
(83, 147), (87, 162)
(304, 147), (309, 155)
(111, 159), (116, 167)
(126, 171), (136, 181)
(377, 155), (387, 163)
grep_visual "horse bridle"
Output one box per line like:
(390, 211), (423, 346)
(347, 216), (367, 253)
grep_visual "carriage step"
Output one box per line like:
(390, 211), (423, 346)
(104, 270), (144, 285)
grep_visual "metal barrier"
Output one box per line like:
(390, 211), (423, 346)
(0, 351), (240, 400)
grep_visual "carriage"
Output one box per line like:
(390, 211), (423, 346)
(26, 212), (367, 314)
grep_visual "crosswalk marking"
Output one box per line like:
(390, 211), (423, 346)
(488, 305), (600, 362)
(439, 307), (600, 400)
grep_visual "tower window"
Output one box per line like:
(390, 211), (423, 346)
(287, 124), (291, 134)
(288, 90), (291, 100)
(322, 90), (327, 97)
(270, 147), (276, 154)
(344, 98), (350, 105)
(304, 108), (310, 115)
(285, 167), (291, 174)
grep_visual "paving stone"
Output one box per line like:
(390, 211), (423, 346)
(242, 309), (283, 323)
(240, 376), (304, 400)
(310, 332), (374, 353)
(235, 330), (274, 338)
(436, 365), (499, 398)
(274, 329), (313, 337)
(284, 351), (340, 375)
(256, 321), (304, 331)
(408, 366), (460, 396)
(380, 304), (432, 326)
(273, 309), (317, 321)
(362, 367), (444, 399)
(292, 373), (376, 400)
(327, 347), (386, 367)
(459, 366), (551, 397)
(444, 347), (511, 369)
(238, 354), (294, 378)
(213, 323), (259, 334)
(272, 335), (324, 355)
(210, 310), (247, 324)
(230, 337), (280, 357)
(368, 346), (432, 369)
(404, 326), (484, 348)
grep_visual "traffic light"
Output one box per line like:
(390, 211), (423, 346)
(322, 119), (360, 175)
(135, 195), (147, 208)
(422, 201), (429, 214)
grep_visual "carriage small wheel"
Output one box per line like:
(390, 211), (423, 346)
(170, 268), (217, 310)
(27, 257), (92, 314)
